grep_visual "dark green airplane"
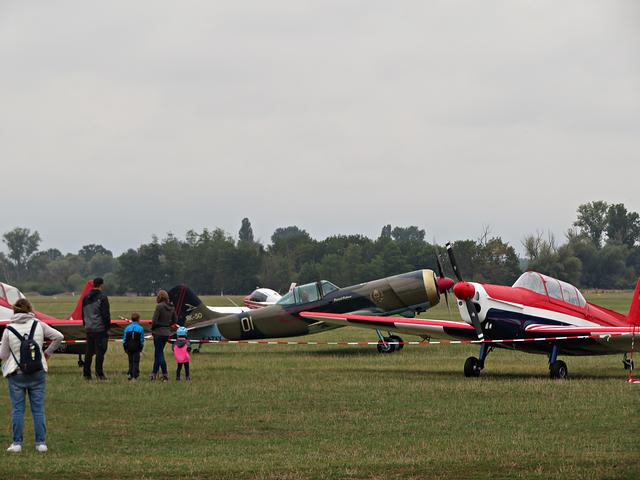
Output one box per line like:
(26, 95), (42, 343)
(169, 269), (454, 353)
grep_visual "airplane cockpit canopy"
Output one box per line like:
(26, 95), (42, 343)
(0, 282), (26, 306)
(277, 280), (339, 306)
(512, 272), (586, 308)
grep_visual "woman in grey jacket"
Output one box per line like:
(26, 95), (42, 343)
(0, 299), (63, 453)
(150, 290), (177, 381)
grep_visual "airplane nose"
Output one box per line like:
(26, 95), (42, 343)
(437, 277), (455, 293)
(453, 281), (475, 300)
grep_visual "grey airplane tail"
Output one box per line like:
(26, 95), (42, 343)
(168, 285), (226, 326)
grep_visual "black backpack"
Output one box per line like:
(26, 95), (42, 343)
(124, 330), (142, 353)
(7, 321), (44, 375)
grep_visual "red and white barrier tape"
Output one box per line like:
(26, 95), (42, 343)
(58, 332), (630, 346)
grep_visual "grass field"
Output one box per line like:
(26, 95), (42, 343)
(0, 291), (638, 479)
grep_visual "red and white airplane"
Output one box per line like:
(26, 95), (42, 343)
(0, 280), (151, 364)
(300, 243), (640, 379)
(243, 287), (284, 309)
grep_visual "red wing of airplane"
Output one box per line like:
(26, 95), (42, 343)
(524, 324), (639, 335)
(299, 311), (475, 338)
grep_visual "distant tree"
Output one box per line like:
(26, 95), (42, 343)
(391, 226), (425, 243)
(2, 227), (41, 281)
(474, 237), (522, 285)
(238, 218), (254, 243)
(573, 201), (609, 248)
(606, 203), (640, 247)
(78, 244), (112, 260)
(270, 226), (312, 253)
(524, 233), (582, 285)
(88, 253), (117, 277)
(379, 225), (392, 240)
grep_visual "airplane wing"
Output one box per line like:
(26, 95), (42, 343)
(525, 324), (639, 335)
(299, 311), (475, 338)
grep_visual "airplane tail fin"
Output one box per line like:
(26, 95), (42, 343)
(627, 277), (640, 326)
(168, 285), (227, 327)
(67, 280), (94, 320)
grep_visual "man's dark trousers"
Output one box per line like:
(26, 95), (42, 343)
(84, 332), (108, 378)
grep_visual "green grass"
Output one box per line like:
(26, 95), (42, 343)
(0, 292), (638, 479)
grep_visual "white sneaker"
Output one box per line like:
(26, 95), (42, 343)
(6, 443), (22, 453)
(35, 444), (48, 453)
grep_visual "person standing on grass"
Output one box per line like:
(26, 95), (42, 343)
(150, 290), (177, 382)
(81, 277), (111, 380)
(122, 312), (144, 380)
(172, 326), (191, 381)
(0, 298), (64, 453)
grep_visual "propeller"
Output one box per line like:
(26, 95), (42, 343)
(433, 245), (452, 313)
(445, 242), (484, 340)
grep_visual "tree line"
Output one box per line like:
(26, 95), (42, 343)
(1, 201), (639, 295)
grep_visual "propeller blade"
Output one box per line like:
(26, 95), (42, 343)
(435, 254), (445, 279)
(464, 299), (484, 340)
(444, 290), (451, 315)
(445, 242), (463, 281)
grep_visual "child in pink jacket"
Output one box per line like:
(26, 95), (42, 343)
(172, 326), (191, 381)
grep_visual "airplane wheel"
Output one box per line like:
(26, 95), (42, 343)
(377, 339), (396, 354)
(623, 358), (634, 370)
(464, 356), (481, 377)
(388, 335), (404, 351)
(549, 360), (568, 379)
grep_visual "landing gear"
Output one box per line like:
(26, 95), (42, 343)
(548, 344), (568, 379)
(549, 360), (568, 379)
(77, 354), (84, 368)
(375, 330), (403, 354)
(464, 357), (481, 377)
(623, 353), (635, 371)
(388, 334), (404, 351)
(463, 343), (491, 377)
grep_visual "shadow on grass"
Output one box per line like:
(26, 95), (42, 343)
(322, 366), (627, 381)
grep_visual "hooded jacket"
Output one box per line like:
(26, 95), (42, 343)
(151, 301), (177, 337)
(82, 288), (111, 333)
(0, 313), (64, 377)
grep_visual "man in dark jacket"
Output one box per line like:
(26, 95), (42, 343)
(81, 277), (111, 380)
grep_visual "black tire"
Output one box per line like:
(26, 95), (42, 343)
(464, 356), (481, 377)
(549, 360), (568, 379)
(77, 360), (84, 367)
(377, 339), (396, 354)
(388, 335), (404, 351)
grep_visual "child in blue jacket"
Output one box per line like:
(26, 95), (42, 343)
(122, 313), (145, 380)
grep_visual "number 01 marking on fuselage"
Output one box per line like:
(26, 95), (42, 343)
(241, 315), (255, 332)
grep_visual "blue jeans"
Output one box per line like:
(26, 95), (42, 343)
(7, 370), (47, 445)
(152, 334), (169, 375)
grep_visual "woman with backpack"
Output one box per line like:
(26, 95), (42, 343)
(0, 298), (64, 453)
(149, 290), (177, 382)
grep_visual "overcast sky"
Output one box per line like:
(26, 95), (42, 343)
(1, 1), (638, 256)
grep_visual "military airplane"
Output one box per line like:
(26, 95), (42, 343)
(299, 243), (640, 379)
(169, 269), (455, 352)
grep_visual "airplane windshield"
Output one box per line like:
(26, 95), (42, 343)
(0, 283), (25, 305)
(514, 273), (586, 307)
(320, 281), (339, 296)
(512, 272), (546, 295)
(277, 281), (338, 306)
